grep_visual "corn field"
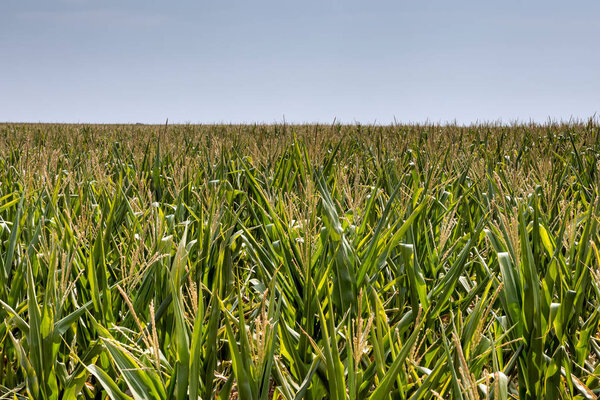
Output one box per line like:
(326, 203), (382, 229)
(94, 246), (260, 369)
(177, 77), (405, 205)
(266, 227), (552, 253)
(1, 122), (600, 399)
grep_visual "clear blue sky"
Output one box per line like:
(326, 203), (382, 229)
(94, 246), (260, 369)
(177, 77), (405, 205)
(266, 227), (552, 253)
(1, 0), (599, 124)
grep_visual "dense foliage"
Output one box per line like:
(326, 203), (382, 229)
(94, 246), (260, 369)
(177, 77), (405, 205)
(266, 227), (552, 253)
(1, 122), (600, 399)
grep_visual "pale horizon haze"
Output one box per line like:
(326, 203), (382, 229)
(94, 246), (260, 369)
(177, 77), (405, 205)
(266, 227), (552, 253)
(1, 0), (599, 124)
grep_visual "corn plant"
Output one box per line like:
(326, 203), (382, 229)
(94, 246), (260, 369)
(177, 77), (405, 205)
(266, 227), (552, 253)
(0, 121), (599, 399)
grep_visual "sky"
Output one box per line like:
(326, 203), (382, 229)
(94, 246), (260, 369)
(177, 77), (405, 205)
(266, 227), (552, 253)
(1, 0), (599, 124)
